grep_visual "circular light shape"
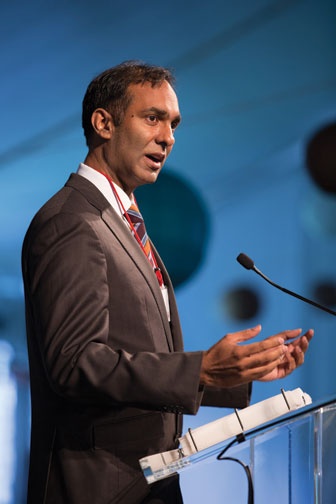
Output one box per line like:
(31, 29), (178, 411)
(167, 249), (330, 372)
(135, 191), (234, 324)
(305, 122), (336, 193)
(223, 285), (261, 321)
(135, 169), (210, 288)
(312, 281), (336, 309)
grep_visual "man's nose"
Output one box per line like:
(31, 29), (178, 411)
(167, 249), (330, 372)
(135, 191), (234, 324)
(156, 123), (175, 148)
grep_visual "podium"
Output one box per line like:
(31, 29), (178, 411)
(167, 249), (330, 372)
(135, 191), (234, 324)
(204, 397), (336, 503)
(142, 395), (336, 503)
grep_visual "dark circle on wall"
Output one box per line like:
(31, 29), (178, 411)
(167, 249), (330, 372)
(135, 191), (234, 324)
(312, 281), (336, 308)
(305, 122), (336, 193)
(223, 285), (261, 321)
(135, 169), (210, 288)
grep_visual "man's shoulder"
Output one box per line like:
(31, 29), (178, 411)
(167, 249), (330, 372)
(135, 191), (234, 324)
(22, 173), (116, 255)
(23, 175), (92, 239)
(33, 173), (105, 219)
(32, 175), (79, 220)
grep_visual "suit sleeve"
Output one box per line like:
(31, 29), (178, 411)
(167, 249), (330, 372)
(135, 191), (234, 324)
(201, 383), (251, 409)
(23, 211), (205, 415)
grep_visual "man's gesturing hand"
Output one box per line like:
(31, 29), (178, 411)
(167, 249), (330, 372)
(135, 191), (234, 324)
(199, 325), (313, 388)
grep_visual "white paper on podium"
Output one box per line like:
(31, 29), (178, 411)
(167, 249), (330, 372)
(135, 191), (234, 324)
(139, 388), (312, 483)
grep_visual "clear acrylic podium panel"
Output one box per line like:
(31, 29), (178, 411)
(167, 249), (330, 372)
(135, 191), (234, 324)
(180, 400), (336, 504)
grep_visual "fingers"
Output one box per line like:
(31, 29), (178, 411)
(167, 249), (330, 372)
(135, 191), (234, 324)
(257, 328), (313, 365)
(271, 328), (305, 342)
(275, 328), (314, 345)
(258, 328), (314, 382)
(293, 329), (314, 347)
(201, 326), (313, 389)
(287, 331), (312, 365)
(221, 325), (291, 371)
(226, 326), (307, 352)
(224, 325), (262, 344)
(242, 340), (288, 373)
(285, 329), (314, 357)
(239, 335), (286, 359)
(303, 328), (314, 341)
(200, 328), (289, 388)
(225, 325), (286, 358)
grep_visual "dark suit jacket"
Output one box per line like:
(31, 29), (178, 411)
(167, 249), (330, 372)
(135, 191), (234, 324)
(22, 174), (250, 504)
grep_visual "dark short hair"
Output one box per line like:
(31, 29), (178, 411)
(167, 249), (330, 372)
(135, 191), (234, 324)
(82, 60), (175, 146)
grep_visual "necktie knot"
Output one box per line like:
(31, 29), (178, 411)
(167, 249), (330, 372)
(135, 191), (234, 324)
(97, 171), (164, 288)
(126, 203), (144, 226)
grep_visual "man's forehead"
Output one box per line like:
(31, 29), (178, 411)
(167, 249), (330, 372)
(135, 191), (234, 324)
(127, 81), (179, 108)
(128, 80), (174, 92)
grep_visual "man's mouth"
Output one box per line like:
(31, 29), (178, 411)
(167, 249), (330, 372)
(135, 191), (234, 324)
(145, 153), (165, 168)
(146, 153), (165, 163)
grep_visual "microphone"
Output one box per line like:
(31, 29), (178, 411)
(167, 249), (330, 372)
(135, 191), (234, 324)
(236, 252), (336, 316)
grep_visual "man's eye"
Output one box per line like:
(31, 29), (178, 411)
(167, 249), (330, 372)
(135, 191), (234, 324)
(147, 115), (158, 123)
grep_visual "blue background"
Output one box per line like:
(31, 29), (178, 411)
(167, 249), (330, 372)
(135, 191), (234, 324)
(0, 1), (335, 502)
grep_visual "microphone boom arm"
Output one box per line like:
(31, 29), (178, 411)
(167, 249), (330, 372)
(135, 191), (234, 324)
(253, 266), (336, 316)
(237, 252), (336, 317)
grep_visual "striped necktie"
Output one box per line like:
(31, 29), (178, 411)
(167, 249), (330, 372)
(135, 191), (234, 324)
(126, 202), (156, 268)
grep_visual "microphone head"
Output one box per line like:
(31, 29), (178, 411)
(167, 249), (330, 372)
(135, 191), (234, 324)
(237, 253), (255, 270)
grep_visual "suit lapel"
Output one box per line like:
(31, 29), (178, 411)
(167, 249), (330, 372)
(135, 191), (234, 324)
(101, 206), (175, 351)
(150, 241), (184, 350)
(65, 173), (175, 351)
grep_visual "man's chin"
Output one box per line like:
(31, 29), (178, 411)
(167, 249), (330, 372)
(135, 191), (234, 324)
(140, 170), (161, 186)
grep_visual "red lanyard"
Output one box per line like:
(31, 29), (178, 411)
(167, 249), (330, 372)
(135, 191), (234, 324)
(99, 171), (164, 287)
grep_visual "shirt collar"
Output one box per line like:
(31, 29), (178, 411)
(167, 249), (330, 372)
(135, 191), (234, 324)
(77, 163), (132, 216)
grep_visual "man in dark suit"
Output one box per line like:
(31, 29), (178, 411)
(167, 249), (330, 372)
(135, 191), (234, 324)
(22, 61), (313, 503)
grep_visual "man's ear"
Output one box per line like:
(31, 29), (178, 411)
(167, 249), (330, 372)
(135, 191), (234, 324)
(91, 108), (114, 140)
